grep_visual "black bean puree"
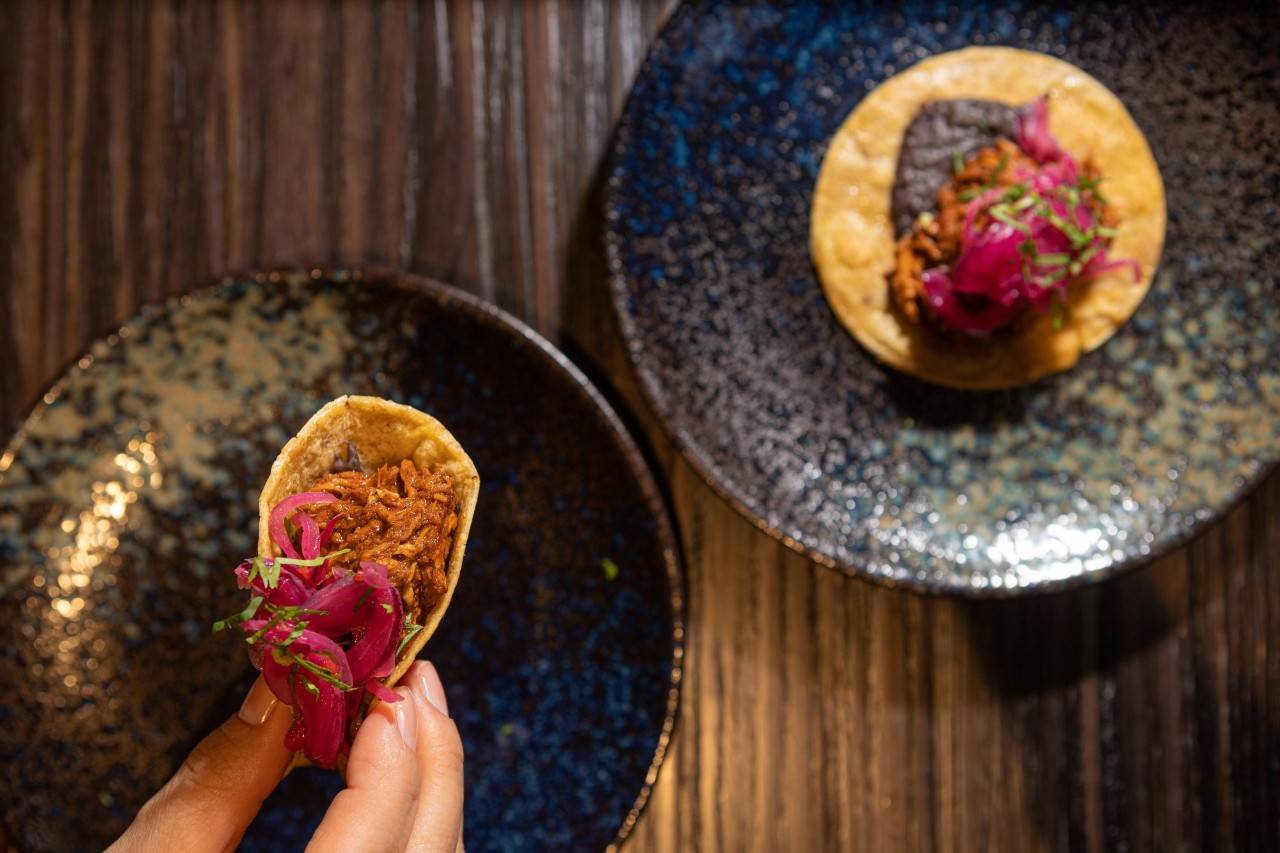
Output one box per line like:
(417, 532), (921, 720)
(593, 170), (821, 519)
(890, 99), (1020, 234)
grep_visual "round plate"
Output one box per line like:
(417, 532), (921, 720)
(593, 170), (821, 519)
(0, 270), (683, 852)
(606, 0), (1280, 594)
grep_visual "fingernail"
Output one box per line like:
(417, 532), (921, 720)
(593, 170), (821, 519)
(412, 662), (450, 717)
(392, 687), (417, 749)
(237, 677), (278, 726)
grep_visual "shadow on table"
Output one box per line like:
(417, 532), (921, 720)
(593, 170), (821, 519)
(965, 559), (1177, 698)
(958, 492), (1279, 850)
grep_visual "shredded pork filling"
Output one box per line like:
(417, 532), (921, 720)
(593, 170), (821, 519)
(307, 459), (459, 624)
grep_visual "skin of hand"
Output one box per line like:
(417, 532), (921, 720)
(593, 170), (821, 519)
(108, 661), (464, 853)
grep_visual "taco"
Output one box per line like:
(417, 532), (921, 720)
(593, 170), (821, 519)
(215, 395), (479, 768)
(810, 47), (1166, 389)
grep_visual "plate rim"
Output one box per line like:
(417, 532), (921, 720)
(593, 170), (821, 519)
(601, 1), (1280, 598)
(0, 265), (686, 850)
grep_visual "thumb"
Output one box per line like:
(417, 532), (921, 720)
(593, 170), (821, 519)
(108, 676), (295, 853)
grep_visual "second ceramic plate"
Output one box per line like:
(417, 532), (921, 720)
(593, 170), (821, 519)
(606, 0), (1280, 594)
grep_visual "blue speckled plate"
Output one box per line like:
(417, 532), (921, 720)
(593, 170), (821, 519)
(0, 270), (683, 852)
(606, 0), (1280, 594)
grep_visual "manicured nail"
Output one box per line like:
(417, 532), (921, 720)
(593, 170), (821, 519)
(237, 677), (278, 726)
(392, 687), (417, 749)
(412, 661), (450, 717)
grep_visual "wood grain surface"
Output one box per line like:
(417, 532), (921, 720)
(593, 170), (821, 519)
(2, 2), (1278, 851)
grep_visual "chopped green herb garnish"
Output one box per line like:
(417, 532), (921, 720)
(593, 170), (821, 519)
(381, 602), (394, 614)
(288, 654), (355, 691)
(952, 150), (965, 174)
(1078, 174), (1109, 204)
(263, 603), (328, 618)
(397, 622), (425, 658)
(276, 548), (351, 568)
(242, 603), (328, 644)
(1039, 267), (1071, 287)
(249, 548), (352, 591)
(1036, 202), (1089, 248)
(246, 608), (294, 645)
(601, 558), (620, 582)
(282, 622), (308, 648)
(990, 205), (1032, 234)
(355, 586), (373, 612)
(261, 557), (281, 589)
(1036, 253), (1071, 266)
(212, 594), (264, 633)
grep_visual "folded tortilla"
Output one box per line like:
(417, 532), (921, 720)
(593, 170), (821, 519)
(810, 47), (1167, 389)
(258, 395), (479, 765)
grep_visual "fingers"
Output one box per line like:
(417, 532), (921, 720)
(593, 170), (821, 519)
(107, 676), (295, 853)
(308, 662), (465, 853)
(307, 687), (422, 853)
(401, 662), (464, 853)
(107, 665), (465, 853)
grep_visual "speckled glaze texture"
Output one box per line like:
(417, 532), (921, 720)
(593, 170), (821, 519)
(0, 270), (683, 852)
(606, 0), (1280, 594)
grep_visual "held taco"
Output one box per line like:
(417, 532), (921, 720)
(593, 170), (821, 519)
(214, 396), (479, 769)
(810, 47), (1167, 389)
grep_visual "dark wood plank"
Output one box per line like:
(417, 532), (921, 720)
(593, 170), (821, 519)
(0, 2), (1277, 851)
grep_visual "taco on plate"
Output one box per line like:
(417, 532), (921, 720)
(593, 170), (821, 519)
(810, 47), (1166, 389)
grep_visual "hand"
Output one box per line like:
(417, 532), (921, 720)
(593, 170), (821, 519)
(109, 661), (464, 853)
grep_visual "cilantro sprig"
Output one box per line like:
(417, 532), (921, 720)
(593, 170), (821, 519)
(212, 594), (264, 633)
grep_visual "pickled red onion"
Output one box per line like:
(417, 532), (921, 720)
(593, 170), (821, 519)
(217, 494), (412, 768)
(268, 491), (336, 558)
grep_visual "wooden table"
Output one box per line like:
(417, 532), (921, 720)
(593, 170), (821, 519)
(2, 2), (1277, 850)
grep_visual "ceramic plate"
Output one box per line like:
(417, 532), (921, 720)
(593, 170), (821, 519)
(606, 0), (1280, 594)
(0, 270), (683, 851)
